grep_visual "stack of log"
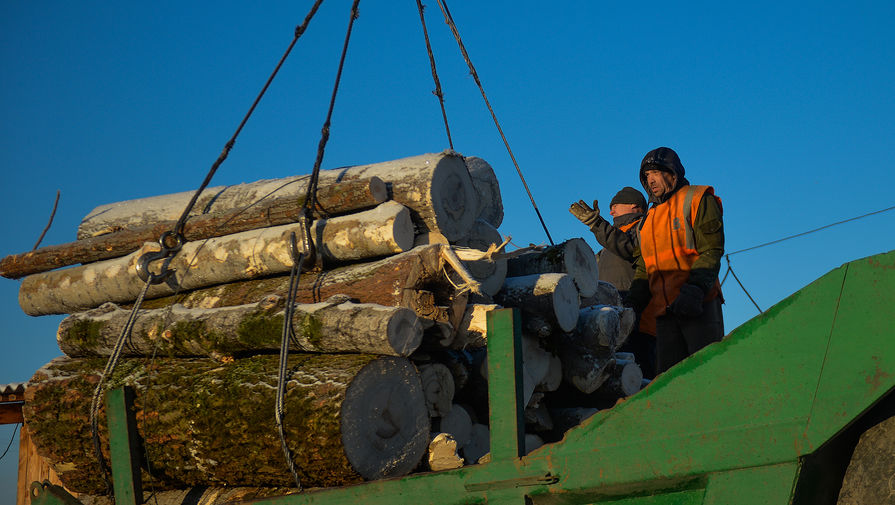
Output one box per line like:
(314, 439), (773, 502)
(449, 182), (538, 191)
(5, 151), (647, 497)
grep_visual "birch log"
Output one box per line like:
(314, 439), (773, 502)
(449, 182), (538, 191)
(576, 305), (621, 350)
(19, 202), (414, 316)
(464, 156), (503, 227)
(78, 151), (478, 242)
(23, 354), (429, 494)
(506, 238), (599, 298)
(418, 363), (455, 418)
(56, 297), (422, 358)
(596, 359), (644, 398)
(495, 274), (580, 332)
(556, 333), (615, 394)
(0, 177), (388, 279)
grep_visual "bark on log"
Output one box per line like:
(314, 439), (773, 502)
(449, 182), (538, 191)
(506, 239), (599, 298)
(57, 297), (422, 358)
(427, 433), (464, 471)
(464, 156), (503, 227)
(576, 305), (621, 350)
(1, 177), (387, 279)
(23, 354), (429, 494)
(418, 364), (455, 418)
(78, 151), (478, 242)
(19, 202), (414, 316)
(556, 333), (615, 394)
(495, 274), (580, 332)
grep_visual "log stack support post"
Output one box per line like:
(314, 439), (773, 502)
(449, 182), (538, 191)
(485, 308), (524, 462)
(105, 387), (141, 505)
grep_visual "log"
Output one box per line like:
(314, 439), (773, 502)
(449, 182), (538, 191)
(74, 487), (298, 505)
(556, 333), (615, 394)
(462, 424), (490, 464)
(418, 364), (455, 418)
(427, 433), (465, 471)
(56, 296), (423, 358)
(78, 151), (478, 242)
(438, 404), (473, 449)
(19, 202), (414, 316)
(576, 305), (621, 350)
(596, 359), (644, 398)
(580, 280), (622, 307)
(464, 156), (503, 227)
(506, 238), (599, 298)
(495, 273), (580, 332)
(548, 407), (599, 435)
(537, 352), (563, 393)
(524, 398), (554, 433)
(617, 306), (635, 345)
(23, 354), (429, 494)
(0, 177), (388, 279)
(454, 220), (507, 296)
(452, 303), (500, 349)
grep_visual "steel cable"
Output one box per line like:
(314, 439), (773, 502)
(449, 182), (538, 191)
(415, 0), (453, 150)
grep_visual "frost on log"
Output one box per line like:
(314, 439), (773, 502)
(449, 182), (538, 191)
(23, 355), (430, 494)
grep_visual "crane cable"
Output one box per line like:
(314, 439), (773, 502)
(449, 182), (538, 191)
(86, 0), (326, 494)
(275, 0), (361, 491)
(433, 0), (555, 245)
(415, 0), (453, 150)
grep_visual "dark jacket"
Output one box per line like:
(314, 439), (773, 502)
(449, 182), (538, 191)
(591, 212), (643, 293)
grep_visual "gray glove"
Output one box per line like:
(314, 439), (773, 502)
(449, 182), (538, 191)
(569, 199), (600, 229)
(668, 283), (704, 317)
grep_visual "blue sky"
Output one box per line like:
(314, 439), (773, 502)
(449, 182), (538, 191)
(2, 1), (894, 497)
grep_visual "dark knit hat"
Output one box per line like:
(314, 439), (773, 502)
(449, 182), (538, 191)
(640, 147), (685, 183)
(610, 186), (647, 210)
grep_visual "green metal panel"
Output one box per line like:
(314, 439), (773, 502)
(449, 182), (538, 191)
(486, 309), (525, 461)
(106, 387), (141, 505)
(702, 463), (800, 505)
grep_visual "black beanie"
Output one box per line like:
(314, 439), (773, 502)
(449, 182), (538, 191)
(610, 186), (647, 210)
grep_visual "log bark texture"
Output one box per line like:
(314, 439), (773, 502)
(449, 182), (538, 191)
(464, 156), (503, 227)
(495, 274), (580, 332)
(576, 305), (621, 350)
(57, 297), (422, 358)
(556, 333), (615, 394)
(19, 202), (414, 316)
(1, 177), (387, 279)
(506, 238), (599, 298)
(23, 354), (429, 494)
(78, 151), (478, 242)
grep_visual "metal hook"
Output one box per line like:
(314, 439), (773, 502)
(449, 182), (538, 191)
(136, 231), (184, 285)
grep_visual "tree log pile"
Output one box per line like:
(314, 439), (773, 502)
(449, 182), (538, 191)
(9, 151), (649, 499)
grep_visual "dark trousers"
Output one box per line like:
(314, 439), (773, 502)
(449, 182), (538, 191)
(655, 297), (724, 374)
(619, 331), (657, 380)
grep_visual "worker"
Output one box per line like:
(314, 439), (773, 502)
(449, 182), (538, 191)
(625, 147), (724, 374)
(569, 186), (656, 378)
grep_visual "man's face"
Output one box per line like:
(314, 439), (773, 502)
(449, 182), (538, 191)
(644, 169), (676, 199)
(609, 203), (641, 218)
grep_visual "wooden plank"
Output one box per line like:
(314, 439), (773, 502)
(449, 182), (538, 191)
(0, 402), (24, 425)
(16, 424), (78, 505)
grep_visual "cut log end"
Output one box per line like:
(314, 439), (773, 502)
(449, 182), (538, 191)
(340, 357), (429, 480)
(388, 308), (424, 356)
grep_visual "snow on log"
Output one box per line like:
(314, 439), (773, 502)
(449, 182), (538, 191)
(580, 280), (622, 307)
(506, 238), (599, 298)
(57, 296), (422, 358)
(78, 151), (478, 242)
(464, 156), (503, 227)
(495, 273), (580, 333)
(23, 354), (429, 494)
(1, 177), (388, 280)
(19, 202), (414, 316)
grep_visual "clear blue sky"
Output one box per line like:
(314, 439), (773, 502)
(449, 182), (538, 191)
(2, 1), (894, 497)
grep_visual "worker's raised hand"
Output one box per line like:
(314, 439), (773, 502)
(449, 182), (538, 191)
(569, 199), (600, 229)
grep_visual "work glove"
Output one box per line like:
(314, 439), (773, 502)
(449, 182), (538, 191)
(569, 199), (600, 229)
(667, 283), (704, 317)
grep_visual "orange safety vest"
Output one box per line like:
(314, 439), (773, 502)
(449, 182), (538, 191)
(618, 219), (641, 233)
(638, 185), (722, 335)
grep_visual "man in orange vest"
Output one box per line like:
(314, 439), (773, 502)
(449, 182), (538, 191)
(625, 147), (724, 374)
(570, 186), (657, 378)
